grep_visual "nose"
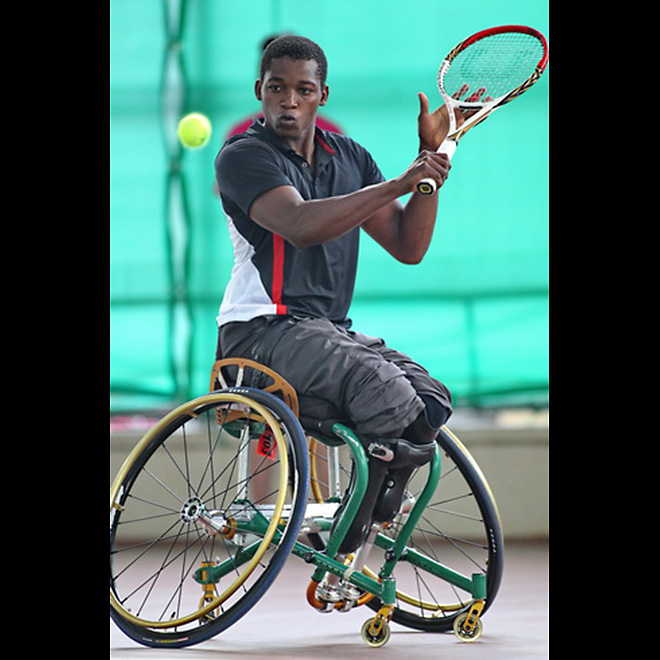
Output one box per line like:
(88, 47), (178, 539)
(281, 90), (298, 108)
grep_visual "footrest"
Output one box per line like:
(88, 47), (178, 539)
(368, 438), (436, 469)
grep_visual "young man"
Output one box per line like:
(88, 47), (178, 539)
(225, 33), (345, 139)
(215, 36), (464, 556)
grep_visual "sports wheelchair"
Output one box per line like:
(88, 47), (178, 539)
(110, 358), (504, 649)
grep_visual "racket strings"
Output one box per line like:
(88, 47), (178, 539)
(444, 33), (545, 103)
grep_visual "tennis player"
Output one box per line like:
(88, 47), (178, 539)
(225, 34), (345, 139)
(215, 36), (465, 555)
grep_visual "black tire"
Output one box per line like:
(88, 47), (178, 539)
(367, 427), (505, 632)
(110, 388), (309, 648)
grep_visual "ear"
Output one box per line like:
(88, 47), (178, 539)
(319, 85), (329, 107)
(254, 79), (263, 102)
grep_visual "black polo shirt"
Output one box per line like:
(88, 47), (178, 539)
(215, 119), (385, 327)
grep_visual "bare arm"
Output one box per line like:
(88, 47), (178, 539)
(363, 93), (473, 264)
(250, 94), (463, 258)
(250, 179), (403, 251)
(249, 149), (451, 252)
(362, 182), (443, 265)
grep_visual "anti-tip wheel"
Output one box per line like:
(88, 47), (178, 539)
(453, 612), (483, 643)
(361, 617), (392, 648)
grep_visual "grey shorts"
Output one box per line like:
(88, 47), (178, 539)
(218, 315), (452, 440)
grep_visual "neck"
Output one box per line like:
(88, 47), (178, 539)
(261, 116), (317, 165)
(282, 125), (316, 165)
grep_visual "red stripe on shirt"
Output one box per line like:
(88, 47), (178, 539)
(315, 134), (336, 155)
(272, 234), (288, 314)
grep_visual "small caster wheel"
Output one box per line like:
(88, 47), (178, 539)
(361, 617), (392, 648)
(454, 612), (483, 643)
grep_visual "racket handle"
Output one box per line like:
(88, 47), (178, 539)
(416, 140), (457, 195)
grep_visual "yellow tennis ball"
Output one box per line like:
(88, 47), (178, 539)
(177, 113), (212, 149)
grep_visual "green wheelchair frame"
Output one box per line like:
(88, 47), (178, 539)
(110, 359), (504, 649)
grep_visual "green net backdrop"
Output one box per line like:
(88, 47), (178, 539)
(110, 0), (549, 412)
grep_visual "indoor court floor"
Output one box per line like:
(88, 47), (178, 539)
(110, 540), (548, 660)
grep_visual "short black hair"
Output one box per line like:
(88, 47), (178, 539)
(260, 36), (328, 88)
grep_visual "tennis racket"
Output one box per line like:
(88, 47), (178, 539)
(417, 25), (549, 195)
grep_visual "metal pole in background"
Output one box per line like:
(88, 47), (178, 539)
(160, 0), (193, 403)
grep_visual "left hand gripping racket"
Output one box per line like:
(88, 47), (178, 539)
(417, 25), (549, 195)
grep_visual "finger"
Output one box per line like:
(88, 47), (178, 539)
(421, 151), (452, 182)
(410, 152), (451, 193)
(466, 87), (487, 102)
(418, 92), (430, 116)
(427, 151), (452, 172)
(454, 106), (480, 127)
(452, 84), (469, 100)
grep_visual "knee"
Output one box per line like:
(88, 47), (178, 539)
(422, 393), (453, 429)
(401, 394), (452, 448)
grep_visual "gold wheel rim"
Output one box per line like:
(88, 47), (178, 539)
(110, 393), (290, 630)
(308, 437), (325, 503)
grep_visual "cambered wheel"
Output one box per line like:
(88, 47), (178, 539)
(366, 428), (504, 632)
(110, 388), (309, 648)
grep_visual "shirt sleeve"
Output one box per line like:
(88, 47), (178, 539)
(216, 139), (293, 217)
(361, 149), (386, 188)
(341, 137), (386, 188)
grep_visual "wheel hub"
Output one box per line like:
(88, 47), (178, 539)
(180, 497), (205, 524)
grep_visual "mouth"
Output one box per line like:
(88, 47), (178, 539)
(277, 114), (298, 128)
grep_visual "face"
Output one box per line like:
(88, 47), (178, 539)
(256, 57), (329, 139)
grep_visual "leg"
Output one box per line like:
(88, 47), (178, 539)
(219, 317), (429, 440)
(347, 331), (453, 524)
(218, 317), (452, 551)
(348, 330), (454, 436)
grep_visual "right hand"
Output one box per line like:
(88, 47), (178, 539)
(398, 150), (452, 195)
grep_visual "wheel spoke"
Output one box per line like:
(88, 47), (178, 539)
(110, 388), (309, 647)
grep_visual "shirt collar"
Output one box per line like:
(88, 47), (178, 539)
(248, 118), (336, 168)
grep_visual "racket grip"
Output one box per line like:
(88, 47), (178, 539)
(416, 140), (457, 195)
